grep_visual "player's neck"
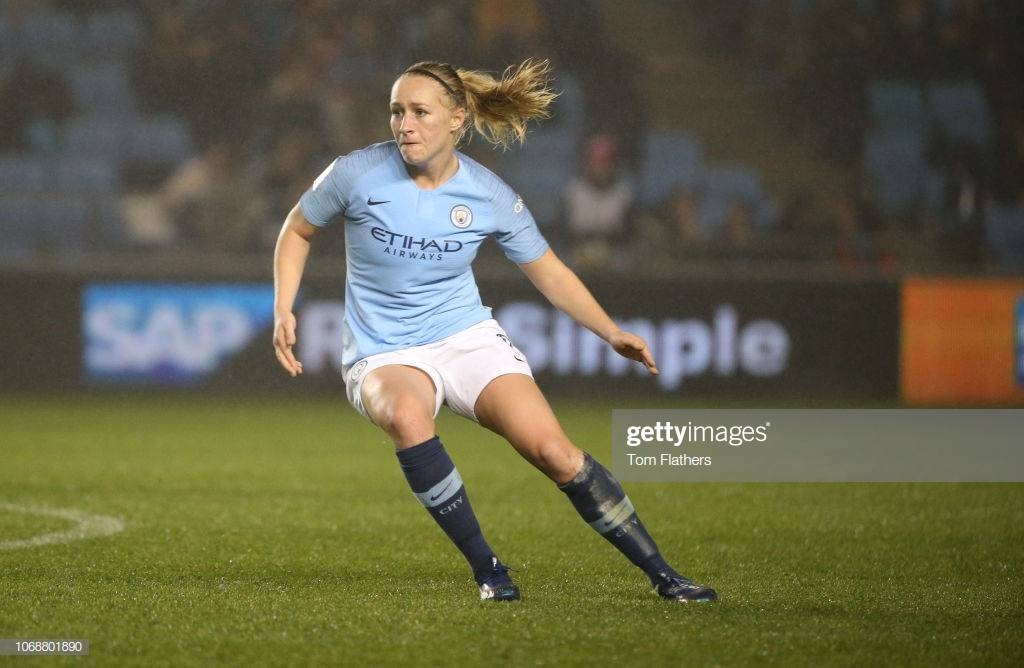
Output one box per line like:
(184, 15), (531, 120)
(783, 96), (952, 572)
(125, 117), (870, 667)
(408, 152), (459, 190)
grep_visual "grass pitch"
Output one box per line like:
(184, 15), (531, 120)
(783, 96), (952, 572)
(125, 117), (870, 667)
(1, 396), (1022, 666)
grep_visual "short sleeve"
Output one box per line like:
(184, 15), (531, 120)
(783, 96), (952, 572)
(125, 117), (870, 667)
(299, 143), (397, 227)
(299, 157), (352, 227)
(492, 187), (549, 264)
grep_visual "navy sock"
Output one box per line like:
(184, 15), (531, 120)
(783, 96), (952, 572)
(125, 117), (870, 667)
(396, 436), (495, 582)
(559, 453), (678, 583)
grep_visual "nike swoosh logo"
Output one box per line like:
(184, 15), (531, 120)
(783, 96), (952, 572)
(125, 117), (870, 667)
(430, 480), (453, 502)
(367, 197), (390, 206)
(603, 515), (634, 529)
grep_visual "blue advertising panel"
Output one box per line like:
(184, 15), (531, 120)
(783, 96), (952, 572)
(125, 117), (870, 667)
(1017, 297), (1024, 387)
(83, 283), (274, 386)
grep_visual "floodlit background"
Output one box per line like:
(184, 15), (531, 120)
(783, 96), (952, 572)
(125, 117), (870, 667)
(1, 4), (1022, 665)
(2, 0), (1022, 403)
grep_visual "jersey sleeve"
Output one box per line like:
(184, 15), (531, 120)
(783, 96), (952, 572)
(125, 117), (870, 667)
(300, 143), (396, 227)
(299, 158), (348, 227)
(491, 183), (550, 264)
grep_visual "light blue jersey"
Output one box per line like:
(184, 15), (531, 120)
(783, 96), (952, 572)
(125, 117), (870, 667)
(299, 141), (549, 366)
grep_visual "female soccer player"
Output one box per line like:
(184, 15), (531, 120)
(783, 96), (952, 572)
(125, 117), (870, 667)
(272, 59), (716, 603)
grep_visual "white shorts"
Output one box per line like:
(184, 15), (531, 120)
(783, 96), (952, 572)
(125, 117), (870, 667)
(344, 319), (533, 422)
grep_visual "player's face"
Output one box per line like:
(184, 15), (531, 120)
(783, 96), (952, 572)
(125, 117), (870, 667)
(390, 74), (464, 170)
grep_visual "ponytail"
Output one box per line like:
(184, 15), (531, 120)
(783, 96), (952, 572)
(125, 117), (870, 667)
(403, 59), (558, 149)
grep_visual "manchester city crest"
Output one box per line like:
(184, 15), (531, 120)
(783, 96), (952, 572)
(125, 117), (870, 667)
(349, 359), (369, 382)
(450, 204), (473, 229)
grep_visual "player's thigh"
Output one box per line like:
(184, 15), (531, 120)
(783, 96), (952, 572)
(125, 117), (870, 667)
(360, 364), (437, 447)
(474, 373), (584, 483)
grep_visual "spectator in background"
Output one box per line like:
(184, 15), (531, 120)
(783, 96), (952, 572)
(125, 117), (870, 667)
(930, 143), (987, 267)
(134, 5), (267, 144)
(133, 6), (192, 116)
(661, 187), (707, 254)
(876, 0), (938, 78)
(993, 112), (1024, 205)
(260, 59), (331, 146)
(934, 0), (990, 78)
(745, 0), (793, 88)
(255, 130), (327, 251)
(711, 200), (758, 260)
(829, 191), (895, 271)
(404, 2), (473, 68)
(634, 186), (708, 275)
(157, 139), (269, 251)
(473, 0), (547, 69)
(561, 134), (635, 271)
(578, 46), (646, 170)
(0, 61), (74, 152)
(801, 0), (874, 164)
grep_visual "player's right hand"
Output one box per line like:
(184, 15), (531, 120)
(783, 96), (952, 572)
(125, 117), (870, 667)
(273, 312), (303, 377)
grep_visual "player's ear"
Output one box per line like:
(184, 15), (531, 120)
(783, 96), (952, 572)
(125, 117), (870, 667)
(450, 107), (466, 132)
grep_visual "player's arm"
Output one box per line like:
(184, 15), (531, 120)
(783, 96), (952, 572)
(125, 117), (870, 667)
(273, 204), (319, 377)
(517, 248), (658, 375)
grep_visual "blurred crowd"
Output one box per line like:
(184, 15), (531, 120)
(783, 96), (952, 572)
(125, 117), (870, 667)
(123, 0), (657, 258)
(705, 0), (1022, 176)
(687, 0), (1024, 269)
(2, 0), (1021, 272)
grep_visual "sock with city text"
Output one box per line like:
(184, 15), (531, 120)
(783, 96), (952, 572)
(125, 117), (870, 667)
(558, 452), (678, 583)
(396, 436), (496, 583)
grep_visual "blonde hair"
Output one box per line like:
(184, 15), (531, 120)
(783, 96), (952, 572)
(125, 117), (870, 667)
(402, 58), (558, 150)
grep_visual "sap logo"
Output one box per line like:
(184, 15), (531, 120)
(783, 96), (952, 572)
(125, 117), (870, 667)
(83, 284), (274, 384)
(495, 302), (790, 390)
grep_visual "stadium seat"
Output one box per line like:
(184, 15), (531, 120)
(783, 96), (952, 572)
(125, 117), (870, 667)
(927, 80), (994, 149)
(0, 195), (42, 256)
(54, 156), (118, 194)
(698, 196), (730, 229)
(550, 72), (585, 138)
(868, 81), (928, 135)
(638, 131), (703, 207)
(128, 117), (194, 165)
(0, 155), (48, 193)
(17, 10), (80, 69)
(68, 63), (137, 114)
(923, 167), (947, 215)
(984, 204), (1024, 269)
(753, 197), (781, 229)
(82, 9), (142, 58)
(863, 128), (927, 216)
(498, 127), (577, 225)
(64, 115), (134, 159)
(0, 18), (15, 69)
(696, 189), (773, 230)
(702, 166), (763, 205)
(92, 193), (126, 248)
(38, 195), (92, 253)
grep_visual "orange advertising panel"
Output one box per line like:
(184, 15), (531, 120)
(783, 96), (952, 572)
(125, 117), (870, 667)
(902, 278), (1024, 404)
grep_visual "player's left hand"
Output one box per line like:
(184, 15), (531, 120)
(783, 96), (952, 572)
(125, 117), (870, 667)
(608, 330), (659, 375)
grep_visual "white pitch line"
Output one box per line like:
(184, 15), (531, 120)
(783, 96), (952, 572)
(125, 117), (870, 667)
(0, 502), (125, 551)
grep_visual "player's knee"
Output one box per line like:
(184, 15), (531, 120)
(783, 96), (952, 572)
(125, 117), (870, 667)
(526, 435), (581, 482)
(376, 394), (434, 445)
